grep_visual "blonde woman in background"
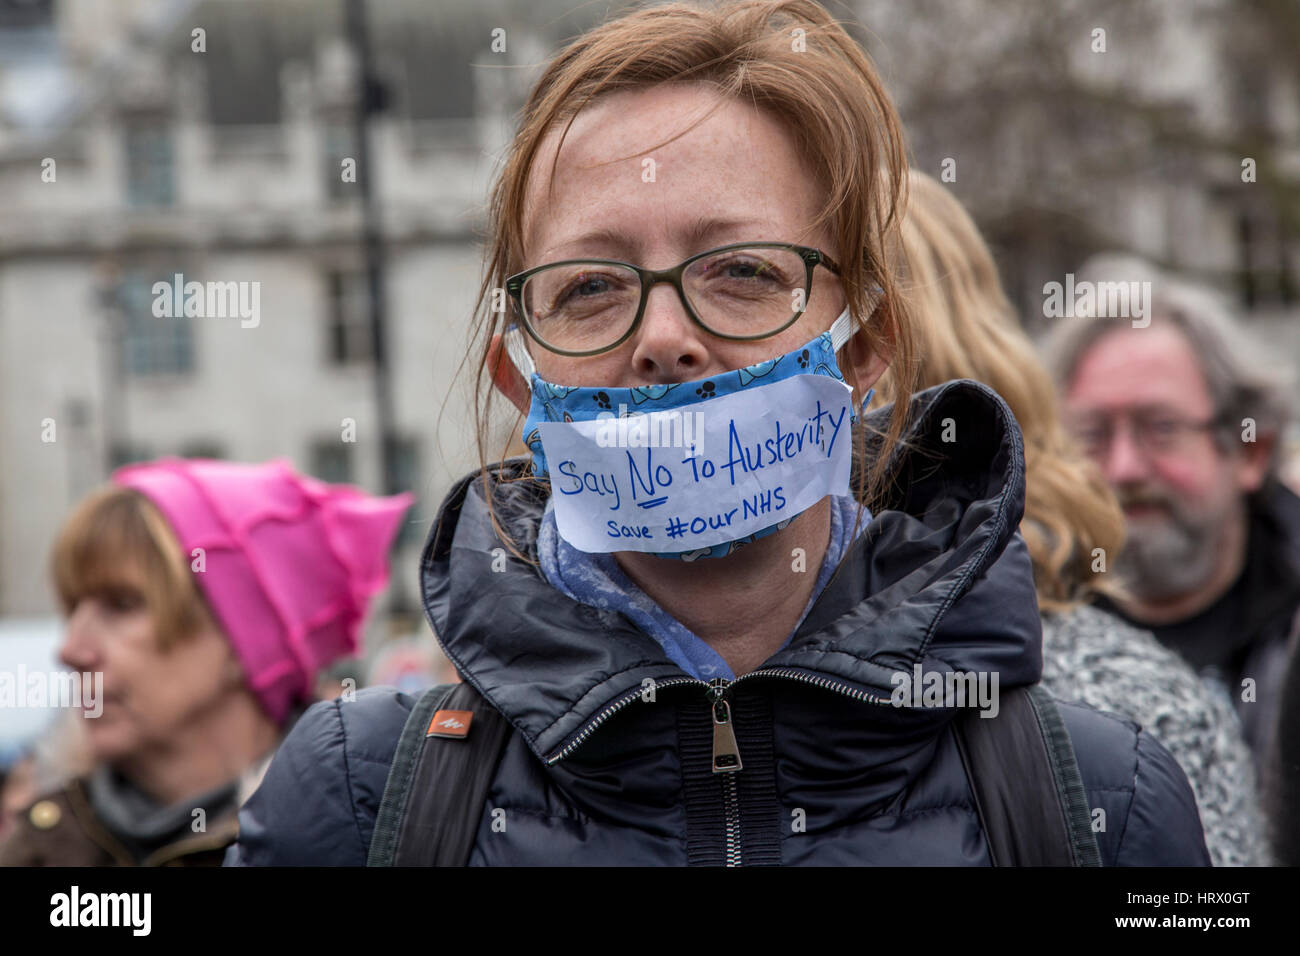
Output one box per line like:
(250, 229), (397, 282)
(873, 170), (1268, 866)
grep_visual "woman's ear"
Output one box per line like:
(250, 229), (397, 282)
(200, 622), (243, 689)
(843, 296), (894, 395)
(488, 332), (532, 414)
(222, 648), (246, 691)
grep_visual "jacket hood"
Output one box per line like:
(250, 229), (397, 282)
(420, 379), (1042, 763)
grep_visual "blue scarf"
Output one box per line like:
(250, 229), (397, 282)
(538, 494), (869, 680)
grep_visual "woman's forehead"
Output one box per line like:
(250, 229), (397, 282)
(521, 86), (825, 264)
(59, 552), (150, 603)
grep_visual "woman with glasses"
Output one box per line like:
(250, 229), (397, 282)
(229, 0), (1208, 867)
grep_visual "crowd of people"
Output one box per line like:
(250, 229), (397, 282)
(2, 0), (1297, 867)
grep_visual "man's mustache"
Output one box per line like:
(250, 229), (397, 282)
(1116, 488), (1173, 512)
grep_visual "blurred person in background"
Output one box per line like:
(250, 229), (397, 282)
(1280, 423), (1300, 495)
(365, 636), (454, 697)
(872, 170), (1268, 865)
(314, 659), (363, 703)
(1268, 607), (1300, 864)
(1043, 259), (1299, 777)
(0, 712), (92, 848)
(0, 755), (37, 847)
(0, 458), (409, 866)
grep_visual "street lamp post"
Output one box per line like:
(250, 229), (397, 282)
(345, 0), (411, 616)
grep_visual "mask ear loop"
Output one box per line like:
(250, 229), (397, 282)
(829, 287), (884, 421)
(502, 323), (537, 379)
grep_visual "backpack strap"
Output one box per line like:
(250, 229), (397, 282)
(366, 681), (513, 867)
(952, 683), (1102, 866)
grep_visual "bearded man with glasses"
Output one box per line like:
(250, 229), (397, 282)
(1045, 256), (1300, 782)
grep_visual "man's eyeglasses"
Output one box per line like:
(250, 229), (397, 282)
(1069, 412), (1225, 458)
(505, 242), (842, 357)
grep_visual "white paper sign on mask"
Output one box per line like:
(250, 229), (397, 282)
(539, 374), (855, 554)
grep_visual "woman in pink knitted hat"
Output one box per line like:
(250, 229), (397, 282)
(0, 458), (410, 867)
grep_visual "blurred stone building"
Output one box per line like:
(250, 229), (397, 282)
(862, 0), (1300, 355)
(1, 0), (1297, 628)
(0, 0), (542, 625)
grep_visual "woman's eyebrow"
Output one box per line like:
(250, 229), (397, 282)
(550, 217), (771, 260)
(683, 216), (768, 247)
(549, 228), (639, 260)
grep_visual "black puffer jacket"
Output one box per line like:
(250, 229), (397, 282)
(228, 381), (1210, 866)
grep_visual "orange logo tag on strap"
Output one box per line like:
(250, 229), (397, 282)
(427, 709), (474, 739)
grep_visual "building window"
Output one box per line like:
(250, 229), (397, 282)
(123, 124), (175, 207)
(386, 436), (421, 548)
(1237, 210), (1297, 309)
(117, 271), (195, 377)
(323, 122), (359, 202)
(325, 270), (372, 365)
(0, 0), (53, 29)
(200, 4), (292, 127)
(109, 443), (153, 472)
(180, 442), (225, 461)
(394, 23), (475, 122)
(310, 439), (354, 486)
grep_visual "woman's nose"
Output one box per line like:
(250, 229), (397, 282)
(629, 284), (711, 381)
(58, 602), (100, 671)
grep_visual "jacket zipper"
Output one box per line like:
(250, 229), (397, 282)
(545, 668), (894, 867)
(708, 679), (744, 867)
(546, 668), (893, 765)
(721, 772), (742, 867)
(546, 676), (700, 764)
(709, 680), (742, 772)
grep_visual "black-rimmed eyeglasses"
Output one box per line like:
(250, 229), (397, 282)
(505, 241), (842, 357)
(1069, 411), (1228, 458)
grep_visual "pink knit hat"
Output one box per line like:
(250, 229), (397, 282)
(112, 458), (414, 725)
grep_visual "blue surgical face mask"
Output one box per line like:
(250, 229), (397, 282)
(504, 301), (877, 560)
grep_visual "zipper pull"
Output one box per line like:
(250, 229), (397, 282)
(709, 685), (743, 773)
